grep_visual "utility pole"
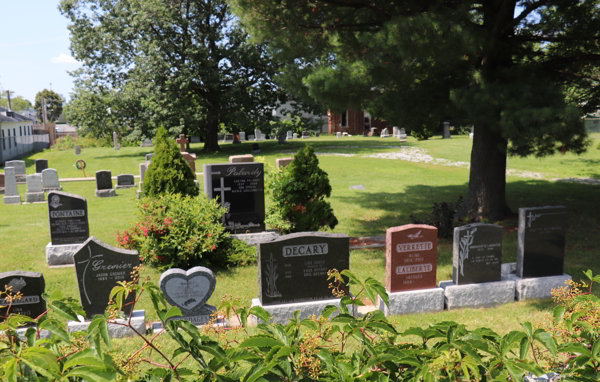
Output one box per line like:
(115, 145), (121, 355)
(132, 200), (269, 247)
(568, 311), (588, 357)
(6, 90), (12, 110)
(42, 98), (49, 127)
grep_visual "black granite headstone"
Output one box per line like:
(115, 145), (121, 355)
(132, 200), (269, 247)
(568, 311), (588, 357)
(35, 159), (48, 173)
(517, 206), (567, 278)
(48, 191), (90, 245)
(116, 174), (135, 188)
(96, 170), (113, 190)
(258, 232), (349, 306)
(452, 223), (503, 284)
(74, 237), (139, 318)
(204, 162), (265, 232)
(252, 143), (260, 154)
(0, 271), (46, 320)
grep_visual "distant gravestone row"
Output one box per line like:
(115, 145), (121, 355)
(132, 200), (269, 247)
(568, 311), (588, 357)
(3, 160), (62, 205)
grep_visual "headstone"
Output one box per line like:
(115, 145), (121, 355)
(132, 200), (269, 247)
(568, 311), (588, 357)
(229, 154), (254, 163)
(35, 159), (48, 173)
(293, 133), (298, 139)
(516, 206), (567, 278)
(176, 134), (189, 152)
(399, 128), (407, 139)
(113, 132), (120, 150)
(145, 153), (154, 162)
(140, 138), (153, 147)
(159, 267), (217, 325)
(95, 170), (116, 197)
(258, 232), (349, 305)
(0, 173), (4, 194)
(5, 160), (26, 182)
(25, 174), (45, 203)
(252, 143), (261, 154)
(254, 129), (262, 141)
(116, 174), (136, 189)
(191, 136), (201, 143)
(342, 132), (349, 137)
(42, 168), (61, 191)
(261, 133), (266, 140)
(302, 131), (310, 139)
(369, 127), (377, 136)
(248, 134), (255, 141)
(75, 145), (81, 155)
(139, 163), (147, 183)
(217, 134), (225, 141)
(452, 223), (503, 285)
(182, 153), (197, 172)
(469, 126), (474, 139)
(74, 237), (139, 318)
(3, 167), (20, 204)
(287, 131), (293, 140)
(0, 271), (46, 320)
(48, 191), (90, 245)
(224, 134), (234, 142)
(239, 132), (246, 141)
(336, 132), (341, 138)
(443, 121), (452, 139)
(315, 132), (320, 137)
(204, 162), (265, 232)
(380, 128), (389, 138)
(276, 158), (294, 168)
(386, 224), (438, 292)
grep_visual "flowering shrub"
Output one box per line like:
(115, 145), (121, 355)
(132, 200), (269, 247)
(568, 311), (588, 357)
(116, 193), (255, 268)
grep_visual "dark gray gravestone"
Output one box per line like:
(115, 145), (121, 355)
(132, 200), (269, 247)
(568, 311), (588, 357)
(0, 271), (46, 320)
(159, 267), (216, 325)
(204, 163), (265, 232)
(75, 146), (81, 155)
(452, 223), (503, 285)
(517, 206), (567, 278)
(95, 170), (113, 190)
(48, 191), (90, 245)
(35, 159), (48, 173)
(252, 143), (260, 154)
(140, 139), (153, 147)
(258, 232), (349, 306)
(74, 237), (139, 318)
(116, 174), (135, 189)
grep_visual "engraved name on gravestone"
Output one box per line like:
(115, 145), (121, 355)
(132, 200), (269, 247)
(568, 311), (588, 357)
(204, 163), (265, 232)
(259, 232), (349, 306)
(48, 191), (90, 245)
(74, 237), (139, 318)
(0, 271), (46, 320)
(96, 170), (113, 190)
(35, 159), (48, 173)
(517, 206), (567, 278)
(452, 223), (503, 285)
(159, 267), (216, 325)
(386, 224), (438, 292)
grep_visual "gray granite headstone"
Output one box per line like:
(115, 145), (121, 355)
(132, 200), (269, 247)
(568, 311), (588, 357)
(48, 191), (90, 245)
(116, 174), (135, 188)
(0, 271), (46, 320)
(145, 153), (154, 162)
(140, 139), (153, 147)
(75, 146), (81, 155)
(239, 132), (246, 141)
(191, 136), (201, 143)
(5, 160), (26, 182)
(113, 132), (119, 150)
(517, 206), (567, 278)
(287, 131), (293, 140)
(35, 159), (48, 173)
(258, 232), (349, 306)
(42, 168), (60, 190)
(27, 174), (43, 193)
(159, 267), (217, 325)
(139, 163), (147, 183)
(96, 170), (113, 190)
(74, 237), (139, 318)
(3, 167), (20, 204)
(452, 223), (503, 285)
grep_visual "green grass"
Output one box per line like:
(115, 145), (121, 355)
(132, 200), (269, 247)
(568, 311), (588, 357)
(1, 133), (599, 333)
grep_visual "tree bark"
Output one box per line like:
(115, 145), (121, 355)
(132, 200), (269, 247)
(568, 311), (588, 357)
(202, 108), (220, 152)
(460, 123), (510, 221)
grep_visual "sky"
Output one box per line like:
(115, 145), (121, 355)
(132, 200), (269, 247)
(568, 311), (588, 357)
(0, 1), (80, 105)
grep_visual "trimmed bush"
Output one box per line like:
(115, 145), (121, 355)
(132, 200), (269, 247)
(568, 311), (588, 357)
(143, 126), (198, 197)
(266, 145), (338, 233)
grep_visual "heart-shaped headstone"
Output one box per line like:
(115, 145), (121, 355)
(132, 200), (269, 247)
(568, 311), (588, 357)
(159, 266), (216, 316)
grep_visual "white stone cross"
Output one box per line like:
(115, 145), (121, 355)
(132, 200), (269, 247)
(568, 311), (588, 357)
(214, 177), (231, 206)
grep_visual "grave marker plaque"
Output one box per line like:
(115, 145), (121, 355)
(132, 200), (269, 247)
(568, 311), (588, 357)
(159, 267), (216, 325)
(452, 223), (503, 285)
(0, 271), (46, 320)
(517, 206), (567, 278)
(204, 162), (265, 232)
(74, 237), (139, 318)
(386, 224), (437, 292)
(258, 232), (349, 305)
(48, 191), (90, 245)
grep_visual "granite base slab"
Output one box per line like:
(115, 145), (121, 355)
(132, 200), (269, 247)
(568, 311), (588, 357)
(46, 242), (84, 265)
(95, 189), (116, 197)
(16, 175), (27, 183)
(1, 326), (51, 341)
(0, 188), (4, 194)
(506, 274), (572, 301)
(43, 187), (63, 192)
(68, 310), (145, 338)
(251, 298), (345, 325)
(25, 192), (45, 203)
(440, 279), (516, 310)
(4, 195), (21, 204)
(231, 231), (279, 246)
(377, 287), (444, 316)
(116, 184), (136, 189)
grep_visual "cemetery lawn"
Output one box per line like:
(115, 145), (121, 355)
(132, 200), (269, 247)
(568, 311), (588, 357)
(1, 133), (599, 337)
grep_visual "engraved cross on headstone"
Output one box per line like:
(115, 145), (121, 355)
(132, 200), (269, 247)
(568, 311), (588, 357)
(176, 134), (188, 153)
(214, 178), (231, 206)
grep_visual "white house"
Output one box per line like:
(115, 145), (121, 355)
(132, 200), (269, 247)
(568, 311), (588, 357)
(0, 106), (37, 165)
(272, 101), (329, 133)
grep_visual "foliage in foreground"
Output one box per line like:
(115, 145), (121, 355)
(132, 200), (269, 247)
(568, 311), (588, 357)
(116, 193), (255, 269)
(266, 145), (338, 233)
(1, 270), (598, 382)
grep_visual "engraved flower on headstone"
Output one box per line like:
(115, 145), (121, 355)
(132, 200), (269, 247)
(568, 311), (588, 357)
(265, 253), (282, 298)
(459, 228), (477, 276)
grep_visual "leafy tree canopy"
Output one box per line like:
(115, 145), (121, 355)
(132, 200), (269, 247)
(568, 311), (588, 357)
(35, 89), (63, 122)
(0, 92), (32, 112)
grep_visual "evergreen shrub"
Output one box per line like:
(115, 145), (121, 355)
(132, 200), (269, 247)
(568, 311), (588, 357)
(143, 126), (198, 197)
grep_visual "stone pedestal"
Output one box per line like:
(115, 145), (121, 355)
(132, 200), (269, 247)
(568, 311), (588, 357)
(4, 195), (20, 204)
(43, 187), (63, 192)
(16, 174), (27, 183)
(231, 231), (279, 246)
(46, 242), (84, 266)
(506, 274), (571, 301)
(25, 192), (45, 203)
(96, 189), (116, 197)
(377, 287), (444, 316)
(68, 310), (145, 338)
(440, 279), (516, 310)
(251, 298), (345, 325)
(2, 327), (52, 341)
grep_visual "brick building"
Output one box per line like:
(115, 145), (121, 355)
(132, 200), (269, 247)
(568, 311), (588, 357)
(328, 109), (388, 135)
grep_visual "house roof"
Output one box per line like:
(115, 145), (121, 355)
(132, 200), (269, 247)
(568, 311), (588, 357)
(0, 106), (34, 123)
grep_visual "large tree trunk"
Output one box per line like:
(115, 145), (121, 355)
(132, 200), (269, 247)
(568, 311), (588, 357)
(460, 123), (510, 221)
(202, 109), (220, 152)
